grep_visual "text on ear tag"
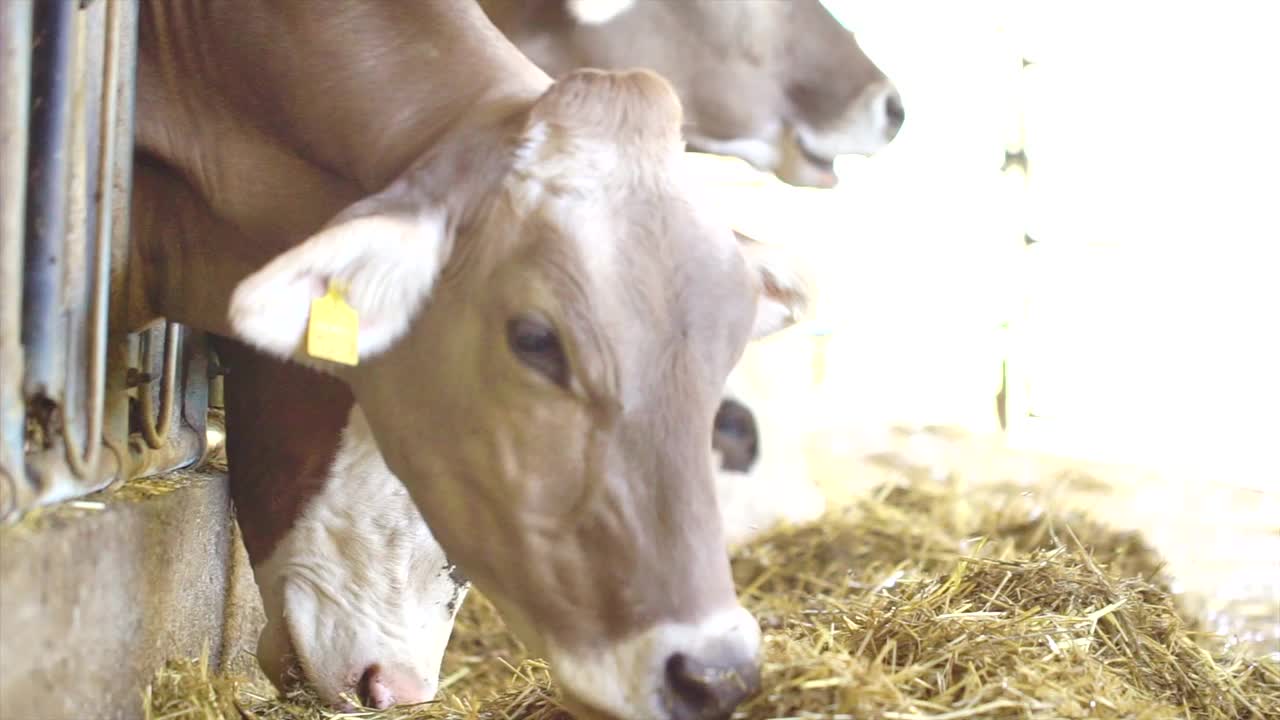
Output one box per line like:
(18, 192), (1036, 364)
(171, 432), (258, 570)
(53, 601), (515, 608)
(306, 280), (359, 366)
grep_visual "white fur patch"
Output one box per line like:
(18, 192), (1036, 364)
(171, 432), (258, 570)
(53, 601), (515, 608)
(510, 120), (635, 205)
(715, 370), (826, 548)
(792, 78), (901, 162)
(715, 463), (825, 549)
(739, 241), (811, 339)
(712, 384), (826, 549)
(565, 0), (636, 25)
(229, 209), (449, 366)
(548, 606), (761, 719)
(253, 406), (468, 707)
(683, 131), (784, 175)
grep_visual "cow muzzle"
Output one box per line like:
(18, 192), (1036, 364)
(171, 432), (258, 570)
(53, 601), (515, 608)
(662, 649), (762, 720)
(779, 78), (907, 188)
(352, 662), (434, 711)
(550, 605), (763, 720)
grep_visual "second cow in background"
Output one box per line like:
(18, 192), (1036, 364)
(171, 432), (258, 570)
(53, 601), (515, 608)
(482, 0), (906, 187)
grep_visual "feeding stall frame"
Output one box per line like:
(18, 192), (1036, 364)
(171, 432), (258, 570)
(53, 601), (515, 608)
(1, 0), (223, 524)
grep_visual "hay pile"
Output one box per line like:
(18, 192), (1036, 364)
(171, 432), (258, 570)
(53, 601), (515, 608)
(145, 476), (1280, 720)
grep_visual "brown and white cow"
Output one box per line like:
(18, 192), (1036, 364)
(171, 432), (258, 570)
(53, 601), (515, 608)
(129, 2), (810, 718)
(481, 0), (906, 188)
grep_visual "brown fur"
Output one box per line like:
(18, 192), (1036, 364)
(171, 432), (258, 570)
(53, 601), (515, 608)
(213, 337), (352, 563)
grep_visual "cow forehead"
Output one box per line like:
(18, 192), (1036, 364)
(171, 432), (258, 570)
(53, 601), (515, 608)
(509, 196), (755, 406)
(687, 0), (792, 40)
(522, 181), (751, 321)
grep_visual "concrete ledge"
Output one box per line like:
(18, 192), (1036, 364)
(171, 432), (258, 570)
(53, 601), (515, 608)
(0, 466), (257, 720)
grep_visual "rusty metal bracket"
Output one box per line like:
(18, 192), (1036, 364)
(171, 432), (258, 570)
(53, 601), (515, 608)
(136, 321), (181, 450)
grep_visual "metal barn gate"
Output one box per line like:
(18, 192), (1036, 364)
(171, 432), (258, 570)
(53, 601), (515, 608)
(1, 0), (221, 523)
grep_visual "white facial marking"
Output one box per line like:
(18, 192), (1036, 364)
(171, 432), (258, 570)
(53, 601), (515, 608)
(511, 121), (628, 197)
(504, 149), (621, 277)
(741, 243), (810, 340)
(548, 606), (762, 720)
(565, 0), (637, 26)
(792, 78), (901, 162)
(254, 406), (468, 706)
(683, 131), (784, 176)
(715, 464), (825, 549)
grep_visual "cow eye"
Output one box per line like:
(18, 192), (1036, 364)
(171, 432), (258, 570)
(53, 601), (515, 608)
(714, 413), (748, 439)
(713, 399), (756, 440)
(507, 315), (568, 387)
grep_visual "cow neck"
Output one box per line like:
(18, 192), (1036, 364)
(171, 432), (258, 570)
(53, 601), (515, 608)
(252, 3), (553, 194)
(211, 336), (354, 564)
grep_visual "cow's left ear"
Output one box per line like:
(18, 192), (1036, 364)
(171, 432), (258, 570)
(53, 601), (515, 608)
(564, 0), (636, 25)
(736, 231), (812, 339)
(228, 190), (451, 368)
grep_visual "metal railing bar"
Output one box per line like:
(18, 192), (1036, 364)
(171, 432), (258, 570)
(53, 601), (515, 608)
(64, 0), (127, 478)
(22, 0), (76, 401)
(0, 1), (34, 512)
(138, 321), (180, 450)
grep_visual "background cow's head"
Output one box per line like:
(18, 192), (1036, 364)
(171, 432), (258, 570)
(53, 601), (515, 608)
(209, 337), (467, 711)
(227, 69), (810, 720)
(250, 405), (470, 710)
(481, 0), (905, 188)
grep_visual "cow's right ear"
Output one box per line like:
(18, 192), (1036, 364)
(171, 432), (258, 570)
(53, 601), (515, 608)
(735, 231), (813, 339)
(564, 0), (635, 25)
(228, 198), (451, 368)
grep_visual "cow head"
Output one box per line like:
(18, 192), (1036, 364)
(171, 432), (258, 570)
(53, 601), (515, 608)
(250, 403), (470, 710)
(228, 69), (808, 720)
(483, 0), (905, 188)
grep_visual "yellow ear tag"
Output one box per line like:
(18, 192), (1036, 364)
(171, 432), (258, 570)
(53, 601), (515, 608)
(306, 280), (359, 366)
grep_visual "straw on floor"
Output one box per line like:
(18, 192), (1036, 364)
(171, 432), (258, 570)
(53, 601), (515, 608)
(144, 473), (1280, 720)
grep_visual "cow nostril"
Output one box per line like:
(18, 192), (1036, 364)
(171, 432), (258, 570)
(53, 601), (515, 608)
(884, 90), (906, 133)
(663, 652), (760, 720)
(356, 664), (394, 710)
(665, 653), (711, 710)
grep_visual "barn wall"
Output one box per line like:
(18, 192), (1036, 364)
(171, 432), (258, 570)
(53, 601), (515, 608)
(0, 467), (263, 720)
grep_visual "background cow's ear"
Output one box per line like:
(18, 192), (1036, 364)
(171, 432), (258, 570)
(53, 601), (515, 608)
(228, 196), (451, 368)
(736, 231), (812, 339)
(564, 0), (636, 25)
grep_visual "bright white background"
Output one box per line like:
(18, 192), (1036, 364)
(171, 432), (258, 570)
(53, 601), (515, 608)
(691, 0), (1280, 491)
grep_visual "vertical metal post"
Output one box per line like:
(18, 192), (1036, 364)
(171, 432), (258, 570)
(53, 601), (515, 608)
(4, 0), (141, 518)
(1, 1), (34, 516)
(103, 0), (140, 483)
(999, 56), (1034, 437)
(64, 0), (122, 479)
(22, 0), (76, 405)
(5, 0), (208, 518)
